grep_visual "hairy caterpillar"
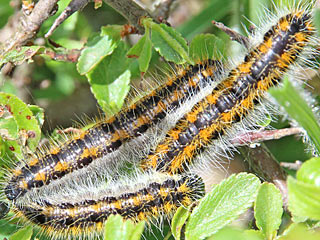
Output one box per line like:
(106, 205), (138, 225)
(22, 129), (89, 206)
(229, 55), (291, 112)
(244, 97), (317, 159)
(4, 60), (222, 201)
(13, 172), (204, 239)
(140, 8), (317, 174)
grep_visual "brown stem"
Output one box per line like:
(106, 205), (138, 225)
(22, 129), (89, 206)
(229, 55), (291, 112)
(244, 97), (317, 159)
(45, 0), (90, 38)
(152, 0), (176, 21)
(44, 48), (82, 62)
(240, 143), (288, 208)
(103, 0), (153, 34)
(0, 0), (59, 56)
(212, 20), (250, 49)
(231, 127), (303, 146)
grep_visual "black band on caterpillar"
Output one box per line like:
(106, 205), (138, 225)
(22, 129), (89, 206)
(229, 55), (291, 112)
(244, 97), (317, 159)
(14, 173), (204, 239)
(141, 10), (315, 174)
(5, 60), (222, 201)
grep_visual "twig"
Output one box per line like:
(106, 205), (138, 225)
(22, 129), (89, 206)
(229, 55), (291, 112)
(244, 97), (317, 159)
(212, 20), (250, 49)
(44, 48), (82, 62)
(280, 161), (303, 170)
(240, 143), (288, 208)
(56, 127), (83, 135)
(231, 127), (303, 146)
(103, 0), (153, 34)
(45, 0), (90, 38)
(0, 0), (59, 56)
(152, 0), (176, 21)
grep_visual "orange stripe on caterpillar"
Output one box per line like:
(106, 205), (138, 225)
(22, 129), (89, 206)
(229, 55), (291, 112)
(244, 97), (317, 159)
(140, 10), (315, 174)
(14, 173), (204, 239)
(5, 60), (222, 201)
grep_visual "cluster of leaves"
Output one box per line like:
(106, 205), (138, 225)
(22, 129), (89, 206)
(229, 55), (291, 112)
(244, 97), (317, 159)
(0, 0), (320, 239)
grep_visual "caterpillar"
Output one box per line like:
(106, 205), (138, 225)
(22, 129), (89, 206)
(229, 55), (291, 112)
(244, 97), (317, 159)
(140, 8), (317, 174)
(4, 60), (222, 201)
(13, 172), (204, 239)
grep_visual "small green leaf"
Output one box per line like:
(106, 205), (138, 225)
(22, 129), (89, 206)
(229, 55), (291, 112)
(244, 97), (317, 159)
(93, 70), (131, 115)
(185, 173), (261, 240)
(101, 25), (123, 42)
(296, 157), (320, 187)
(86, 42), (132, 114)
(269, 77), (320, 154)
(142, 18), (193, 64)
(77, 33), (119, 75)
(9, 226), (33, 240)
(127, 33), (152, 72)
(171, 206), (191, 240)
(104, 215), (145, 240)
(0, 46), (43, 67)
(28, 105), (45, 127)
(254, 183), (283, 240)
(288, 176), (320, 221)
(0, 93), (41, 152)
(189, 34), (224, 61)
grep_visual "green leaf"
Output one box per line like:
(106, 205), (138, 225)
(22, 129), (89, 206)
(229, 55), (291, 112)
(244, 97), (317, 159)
(9, 226), (33, 240)
(28, 105), (45, 127)
(0, 93), (41, 152)
(254, 183), (283, 240)
(171, 206), (191, 240)
(288, 176), (320, 221)
(185, 173), (261, 240)
(278, 223), (320, 240)
(94, 69), (131, 115)
(0, 46), (43, 67)
(77, 33), (119, 75)
(142, 18), (193, 64)
(269, 77), (320, 154)
(211, 227), (263, 240)
(0, 218), (18, 239)
(127, 33), (152, 73)
(244, 230), (265, 240)
(87, 41), (131, 114)
(104, 215), (145, 240)
(87, 41), (132, 114)
(101, 25), (123, 42)
(296, 157), (320, 187)
(189, 34), (224, 61)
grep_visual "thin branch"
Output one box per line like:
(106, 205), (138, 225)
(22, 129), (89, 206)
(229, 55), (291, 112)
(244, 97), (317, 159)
(45, 0), (90, 38)
(0, 0), (59, 56)
(44, 48), (82, 62)
(280, 161), (303, 170)
(103, 0), (153, 34)
(152, 0), (176, 22)
(231, 127), (303, 146)
(240, 143), (288, 208)
(212, 20), (250, 49)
